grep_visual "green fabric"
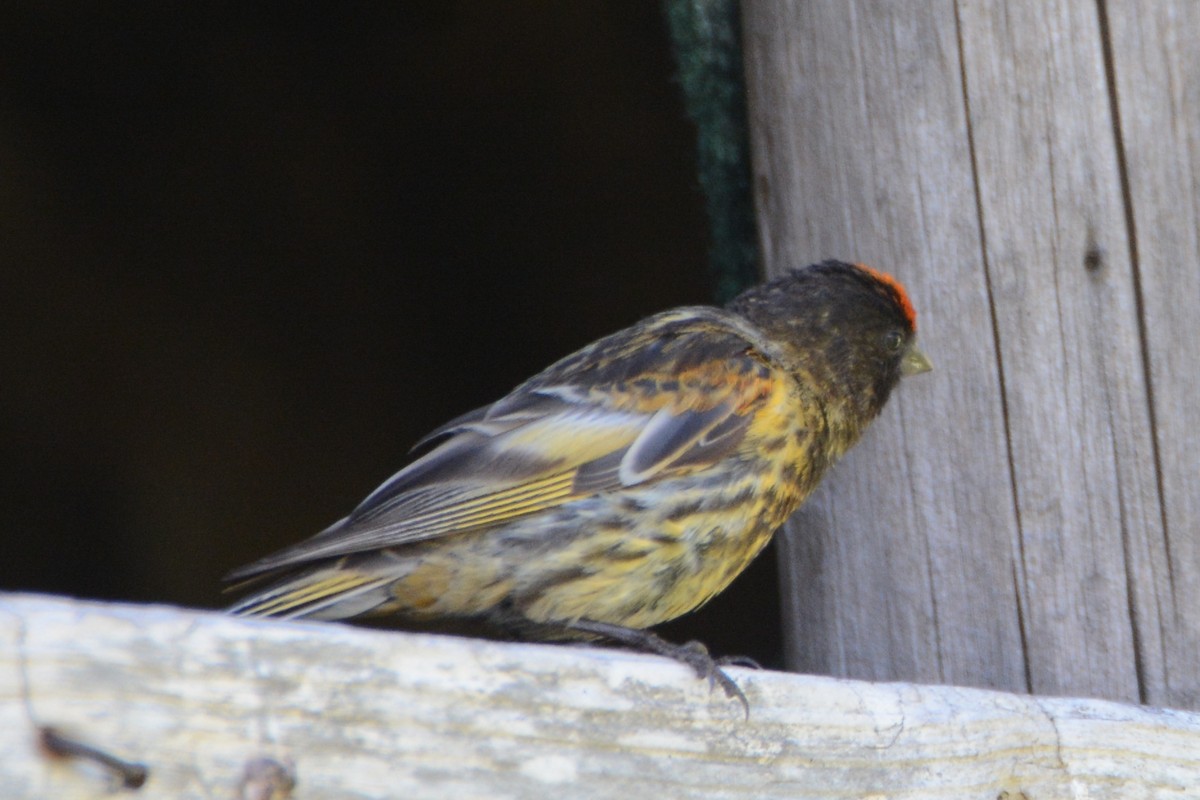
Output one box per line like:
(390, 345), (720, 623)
(664, 0), (760, 303)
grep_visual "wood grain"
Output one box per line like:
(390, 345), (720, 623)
(1105, 0), (1200, 711)
(744, 0), (1191, 706)
(4, 593), (1200, 799)
(958, 0), (1156, 704)
(742, 0), (1025, 691)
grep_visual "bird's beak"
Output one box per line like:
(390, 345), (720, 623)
(901, 343), (933, 376)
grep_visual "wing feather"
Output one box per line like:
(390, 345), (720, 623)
(618, 402), (740, 486)
(225, 310), (774, 581)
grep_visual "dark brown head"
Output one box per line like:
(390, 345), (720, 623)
(727, 260), (930, 428)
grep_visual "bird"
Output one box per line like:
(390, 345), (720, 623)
(225, 260), (931, 712)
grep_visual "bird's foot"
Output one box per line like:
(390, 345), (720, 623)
(560, 619), (752, 718)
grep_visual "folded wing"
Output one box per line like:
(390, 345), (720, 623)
(226, 309), (774, 581)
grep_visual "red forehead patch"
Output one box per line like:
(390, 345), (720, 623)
(856, 263), (917, 331)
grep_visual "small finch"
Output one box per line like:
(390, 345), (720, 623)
(227, 260), (930, 711)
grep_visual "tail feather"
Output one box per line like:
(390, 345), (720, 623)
(227, 567), (395, 621)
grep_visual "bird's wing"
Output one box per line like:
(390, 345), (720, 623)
(225, 309), (775, 580)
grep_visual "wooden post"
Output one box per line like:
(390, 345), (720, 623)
(744, 0), (1200, 709)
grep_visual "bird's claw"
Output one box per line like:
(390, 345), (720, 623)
(674, 640), (750, 718)
(557, 620), (752, 718)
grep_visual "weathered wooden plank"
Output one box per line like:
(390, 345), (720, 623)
(956, 0), (1159, 704)
(3, 593), (1200, 799)
(744, 0), (1169, 706)
(1106, 0), (1200, 711)
(742, 0), (1026, 690)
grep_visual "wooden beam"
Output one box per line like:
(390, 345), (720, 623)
(3, 593), (1199, 797)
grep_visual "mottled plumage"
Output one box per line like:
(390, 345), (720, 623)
(227, 260), (930, 708)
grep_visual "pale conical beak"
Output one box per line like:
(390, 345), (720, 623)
(901, 343), (933, 376)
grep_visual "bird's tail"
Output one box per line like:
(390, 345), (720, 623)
(226, 564), (395, 621)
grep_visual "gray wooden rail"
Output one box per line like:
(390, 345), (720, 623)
(4, 593), (1200, 798)
(746, 0), (1200, 709)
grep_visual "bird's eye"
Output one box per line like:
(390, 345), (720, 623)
(883, 330), (905, 352)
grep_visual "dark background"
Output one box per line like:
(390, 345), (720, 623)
(1, 3), (781, 667)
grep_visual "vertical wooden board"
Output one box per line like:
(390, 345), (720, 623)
(956, 0), (1159, 702)
(742, 0), (1026, 690)
(1107, 0), (1200, 709)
